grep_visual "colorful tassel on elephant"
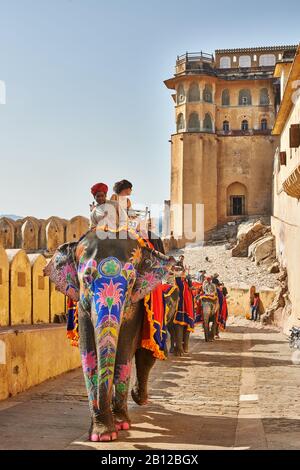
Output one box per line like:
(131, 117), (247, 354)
(67, 298), (79, 347)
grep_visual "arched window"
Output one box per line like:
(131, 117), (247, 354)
(241, 120), (249, 131)
(223, 120), (230, 132)
(261, 118), (268, 130)
(227, 182), (247, 216)
(177, 113), (185, 132)
(259, 54), (276, 66)
(239, 55), (251, 68)
(203, 113), (213, 132)
(188, 113), (200, 132)
(220, 56), (231, 68)
(260, 88), (270, 105)
(203, 84), (213, 103)
(239, 89), (252, 106)
(188, 83), (200, 102)
(177, 85), (185, 104)
(222, 89), (230, 106)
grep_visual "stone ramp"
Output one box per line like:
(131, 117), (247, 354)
(1, 319), (300, 450)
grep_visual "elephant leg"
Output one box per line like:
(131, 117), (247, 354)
(174, 324), (184, 356)
(202, 303), (210, 342)
(183, 327), (190, 353)
(203, 319), (209, 342)
(78, 304), (99, 421)
(78, 303), (117, 442)
(113, 359), (132, 431)
(167, 323), (175, 353)
(214, 321), (219, 339)
(112, 304), (142, 430)
(131, 348), (156, 406)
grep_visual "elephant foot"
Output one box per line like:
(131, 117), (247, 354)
(131, 387), (148, 406)
(89, 416), (118, 442)
(183, 347), (189, 354)
(174, 347), (184, 357)
(113, 409), (131, 432)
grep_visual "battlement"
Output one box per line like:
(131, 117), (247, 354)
(0, 215), (89, 254)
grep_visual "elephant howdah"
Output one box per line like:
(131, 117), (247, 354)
(44, 228), (176, 442)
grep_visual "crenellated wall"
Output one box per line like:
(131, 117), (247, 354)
(0, 243), (81, 401)
(0, 214), (95, 328)
(0, 247), (67, 327)
(0, 215), (89, 254)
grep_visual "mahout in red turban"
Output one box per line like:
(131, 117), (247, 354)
(90, 183), (108, 196)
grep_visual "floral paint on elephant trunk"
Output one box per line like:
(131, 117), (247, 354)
(88, 258), (136, 391)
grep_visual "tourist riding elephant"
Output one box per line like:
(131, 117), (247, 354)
(44, 229), (175, 443)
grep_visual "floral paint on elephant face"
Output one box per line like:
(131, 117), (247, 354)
(90, 258), (136, 390)
(131, 250), (175, 302)
(44, 244), (80, 301)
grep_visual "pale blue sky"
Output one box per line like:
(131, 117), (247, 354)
(0, 0), (299, 219)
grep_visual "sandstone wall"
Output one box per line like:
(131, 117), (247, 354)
(0, 215), (89, 254)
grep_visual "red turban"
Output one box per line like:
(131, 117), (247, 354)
(91, 183), (108, 196)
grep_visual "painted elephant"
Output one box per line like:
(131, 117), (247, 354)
(201, 298), (219, 342)
(44, 229), (175, 442)
(167, 276), (194, 356)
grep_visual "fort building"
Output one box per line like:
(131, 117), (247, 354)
(271, 44), (300, 331)
(164, 45), (298, 242)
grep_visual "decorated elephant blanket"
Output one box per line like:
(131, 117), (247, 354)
(67, 284), (173, 360)
(141, 283), (175, 360)
(173, 277), (194, 332)
(217, 288), (228, 330)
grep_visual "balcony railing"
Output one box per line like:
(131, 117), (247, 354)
(177, 52), (214, 63)
(217, 129), (272, 136)
(175, 52), (215, 76)
(282, 164), (300, 199)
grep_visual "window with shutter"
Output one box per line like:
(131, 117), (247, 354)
(279, 151), (287, 166)
(289, 124), (300, 148)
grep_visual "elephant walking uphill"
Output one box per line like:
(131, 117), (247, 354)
(44, 228), (175, 442)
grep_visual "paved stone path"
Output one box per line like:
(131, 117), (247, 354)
(1, 317), (300, 450)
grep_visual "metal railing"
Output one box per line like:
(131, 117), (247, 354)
(177, 51), (214, 63)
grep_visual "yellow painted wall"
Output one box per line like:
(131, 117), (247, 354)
(6, 250), (32, 326)
(28, 254), (50, 324)
(227, 286), (276, 316)
(66, 216), (89, 242)
(272, 76), (300, 332)
(0, 325), (81, 401)
(217, 135), (277, 225)
(50, 281), (66, 322)
(0, 247), (9, 327)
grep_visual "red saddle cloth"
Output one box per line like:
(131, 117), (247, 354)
(173, 277), (195, 332)
(141, 283), (173, 361)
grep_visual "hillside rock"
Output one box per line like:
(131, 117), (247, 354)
(231, 220), (270, 257)
(248, 234), (275, 264)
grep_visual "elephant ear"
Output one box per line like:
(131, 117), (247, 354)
(131, 247), (176, 303)
(43, 242), (80, 302)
